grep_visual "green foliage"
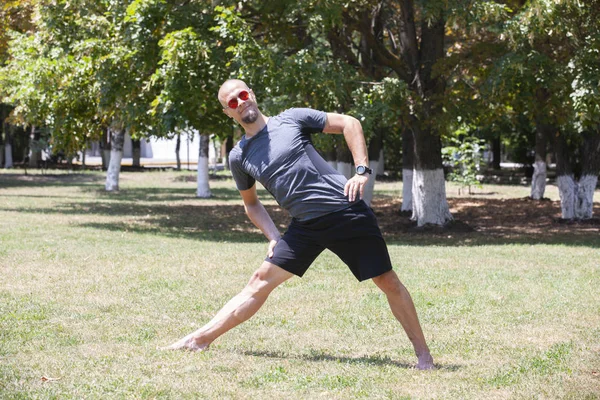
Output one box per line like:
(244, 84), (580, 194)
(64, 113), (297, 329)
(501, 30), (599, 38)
(149, 27), (215, 134)
(0, 0), (35, 63)
(1, 0), (598, 173)
(562, 2), (600, 131)
(442, 134), (485, 192)
(0, 1), (250, 152)
(486, 0), (600, 155)
(349, 78), (409, 137)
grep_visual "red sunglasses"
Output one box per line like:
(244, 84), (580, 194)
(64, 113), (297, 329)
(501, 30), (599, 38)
(226, 90), (250, 109)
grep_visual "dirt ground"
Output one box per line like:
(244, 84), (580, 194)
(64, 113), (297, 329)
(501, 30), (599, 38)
(372, 196), (600, 243)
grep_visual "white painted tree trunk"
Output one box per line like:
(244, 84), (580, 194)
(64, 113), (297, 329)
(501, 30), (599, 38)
(401, 168), (413, 212)
(105, 149), (123, 191)
(361, 160), (379, 206)
(105, 128), (124, 192)
(575, 174), (598, 220)
(196, 158), (211, 198)
(411, 169), (453, 226)
(197, 134), (211, 198)
(556, 174), (577, 219)
(337, 162), (353, 180)
(4, 143), (13, 168)
(530, 161), (547, 200)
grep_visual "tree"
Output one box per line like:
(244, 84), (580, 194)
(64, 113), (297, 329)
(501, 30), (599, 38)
(251, 0), (508, 226)
(349, 78), (408, 205)
(148, 5), (265, 197)
(496, 1), (572, 201)
(317, 0), (457, 226)
(500, 0), (600, 219)
(0, 0), (35, 168)
(1, 1), (128, 181)
(216, 1), (452, 223)
(1, 0), (236, 195)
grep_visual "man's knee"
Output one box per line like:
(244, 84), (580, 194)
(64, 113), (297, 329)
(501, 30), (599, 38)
(246, 262), (292, 295)
(372, 270), (403, 294)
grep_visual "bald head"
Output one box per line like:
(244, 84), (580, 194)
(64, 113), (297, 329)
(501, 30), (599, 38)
(218, 79), (261, 125)
(218, 79), (249, 107)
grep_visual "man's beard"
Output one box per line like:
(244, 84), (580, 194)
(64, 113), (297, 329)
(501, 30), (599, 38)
(241, 108), (259, 124)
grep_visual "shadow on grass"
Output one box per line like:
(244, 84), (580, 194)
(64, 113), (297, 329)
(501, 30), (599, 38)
(3, 196), (600, 247)
(1, 201), (287, 243)
(0, 173), (241, 202)
(77, 186), (242, 202)
(81, 220), (266, 243)
(2, 173), (599, 247)
(0, 172), (104, 188)
(241, 349), (461, 371)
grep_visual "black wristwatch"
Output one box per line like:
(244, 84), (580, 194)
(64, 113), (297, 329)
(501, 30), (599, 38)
(356, 165), (373, 175)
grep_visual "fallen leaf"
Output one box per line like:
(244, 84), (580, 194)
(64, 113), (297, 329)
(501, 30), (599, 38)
(41, 376), (61, 382)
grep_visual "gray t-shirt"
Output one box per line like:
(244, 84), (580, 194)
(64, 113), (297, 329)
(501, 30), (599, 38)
(229, 108), (354, 221)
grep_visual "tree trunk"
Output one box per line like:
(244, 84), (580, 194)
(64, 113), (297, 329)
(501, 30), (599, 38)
(576, 132), (600, 219)
(100, 127), (111, 171)
(491, 135), (501, 170)
(197, 134), (211, 198)
(175, 132), (181, 170)
(0, 121), (4, 168)
(409, 10), (451, 226)
(530, 160), (547, 199)
(28, 126), (42, 168)
(131, 138), (141, 168)
(4, 125), (14, 168)
(530, 122), (550, 200)
(80, 143), (86, 167)
(411, 123), (453, 226)
(176, 133), (182, 170)
(401, 127), (414, 212)
(336, 141), (353, 179)
(105, 127), (124, 191)
(554, 132), (576, 219)
(224, 135), (233, 170)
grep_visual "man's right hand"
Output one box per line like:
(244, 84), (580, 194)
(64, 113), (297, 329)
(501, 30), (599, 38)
(267, 239), (278, 258)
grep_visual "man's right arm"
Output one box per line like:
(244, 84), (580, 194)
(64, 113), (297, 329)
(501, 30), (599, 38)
(239, 184), (281, 258)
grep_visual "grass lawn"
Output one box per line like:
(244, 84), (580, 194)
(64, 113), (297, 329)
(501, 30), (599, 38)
(1, 170), (599, 399)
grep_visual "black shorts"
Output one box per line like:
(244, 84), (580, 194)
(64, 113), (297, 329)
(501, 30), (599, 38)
(266, 201), (393, 282)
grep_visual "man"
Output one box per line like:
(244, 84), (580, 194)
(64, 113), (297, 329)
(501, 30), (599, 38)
(165, 79), (434, 370)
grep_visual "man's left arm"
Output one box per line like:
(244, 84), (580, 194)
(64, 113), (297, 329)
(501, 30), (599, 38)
(323, 112), (370, 202)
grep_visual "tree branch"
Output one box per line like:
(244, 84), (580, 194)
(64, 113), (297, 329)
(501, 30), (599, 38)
(398, 0), (419, 75)
(354, 11), (410, 82)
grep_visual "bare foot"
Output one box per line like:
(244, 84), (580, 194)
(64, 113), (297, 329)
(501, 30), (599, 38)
(416, 352), (434, 370)
(161, 333), (210, 351)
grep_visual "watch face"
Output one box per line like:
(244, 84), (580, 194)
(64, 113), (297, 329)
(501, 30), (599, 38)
(356, 166), (366, 175)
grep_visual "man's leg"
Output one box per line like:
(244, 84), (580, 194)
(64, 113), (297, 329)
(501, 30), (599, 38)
(164, 261), (293, 350)
(371, 270), (434, 370)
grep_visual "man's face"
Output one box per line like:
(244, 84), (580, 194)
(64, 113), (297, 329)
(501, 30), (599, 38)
(220, 84), (259, 124)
